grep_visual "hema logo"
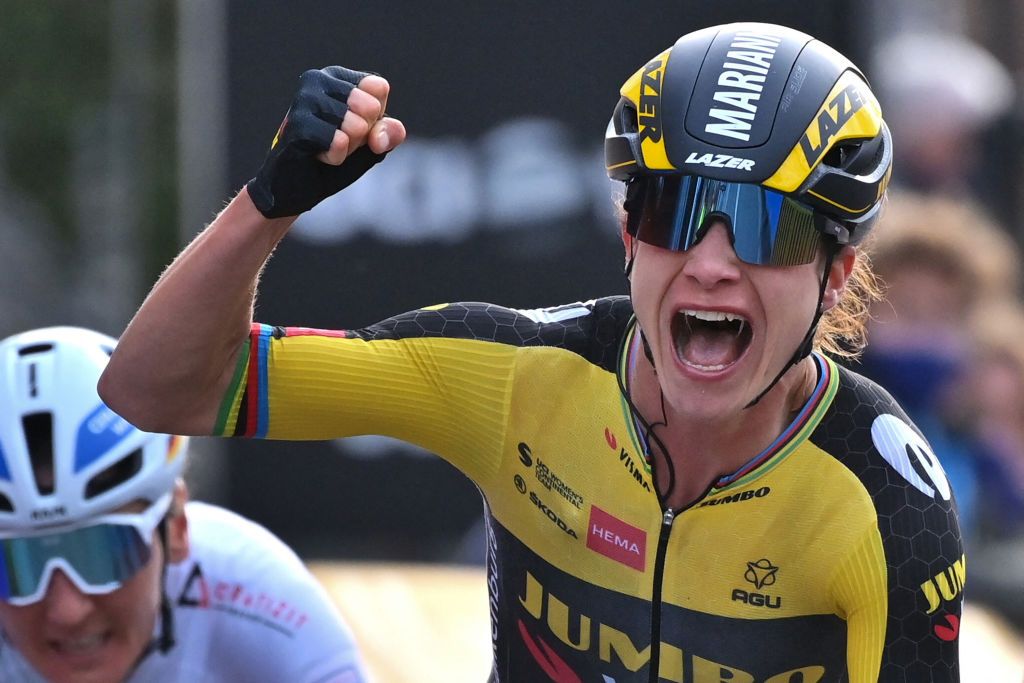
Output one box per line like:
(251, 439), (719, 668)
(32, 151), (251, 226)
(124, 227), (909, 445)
(586, 505), (646, 571)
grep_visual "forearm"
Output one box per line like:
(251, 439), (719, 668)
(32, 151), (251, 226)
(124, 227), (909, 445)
(99, 187), (294, 435)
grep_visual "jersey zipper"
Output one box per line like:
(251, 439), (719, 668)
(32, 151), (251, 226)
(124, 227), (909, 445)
(648, 507), (676, 683)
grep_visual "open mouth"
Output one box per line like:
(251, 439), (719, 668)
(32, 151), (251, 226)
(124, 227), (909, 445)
(671, 309), (753, 372)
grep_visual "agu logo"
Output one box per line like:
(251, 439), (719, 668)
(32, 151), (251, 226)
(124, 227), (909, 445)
(744, 558), (778, 589)
(731, 559), (782, 609)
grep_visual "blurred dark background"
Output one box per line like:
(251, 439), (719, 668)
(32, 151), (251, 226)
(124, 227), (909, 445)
(222, 0), (860, 561)
(4, 4), (1024, 642)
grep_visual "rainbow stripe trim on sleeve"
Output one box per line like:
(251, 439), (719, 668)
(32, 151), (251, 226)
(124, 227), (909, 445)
(213, 337), (250, 437)
(238, 323), (274, 438)
(213, 324), (354, 438)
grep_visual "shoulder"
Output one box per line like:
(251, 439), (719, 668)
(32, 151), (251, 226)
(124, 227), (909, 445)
(182, 501), (303, 564)
(347, 296), (633, 366)
(812, 360), (962, 556)
(814, 363), (957, 506)
(164, 503), (367, 680)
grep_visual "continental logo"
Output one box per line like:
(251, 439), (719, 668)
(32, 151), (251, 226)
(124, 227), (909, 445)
(798, 83), (866, 167)
(604, 428), (652, 492)
(921, 554), (966, 614)
(519, 571), (826, 682)
(517, 443), (583, 509)
(699, 486), (770, 507)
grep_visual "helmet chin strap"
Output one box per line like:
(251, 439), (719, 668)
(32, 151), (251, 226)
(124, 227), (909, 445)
(131, 517), (177, 673)
(744, 248), (836, 409)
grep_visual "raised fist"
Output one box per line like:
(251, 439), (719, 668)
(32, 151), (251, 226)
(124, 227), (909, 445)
(246, 66), (404, 218)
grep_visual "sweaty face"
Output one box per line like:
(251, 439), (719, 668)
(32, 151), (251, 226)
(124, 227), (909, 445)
(628, 220), (827, 419)
(0, 528), (164, 683)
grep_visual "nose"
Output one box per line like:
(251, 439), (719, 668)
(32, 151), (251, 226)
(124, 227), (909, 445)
(41, 570), (95, 627)
(680, 221), (742, 288)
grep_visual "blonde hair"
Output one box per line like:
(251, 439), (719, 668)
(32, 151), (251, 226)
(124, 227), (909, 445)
(817, 191), (1024, 359)
(816, 247), (883, 358)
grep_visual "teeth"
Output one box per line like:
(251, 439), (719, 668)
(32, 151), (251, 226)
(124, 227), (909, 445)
(680, 359), (729, 372)
(682, 309), (746, 324)
(55, 634), (105, 653)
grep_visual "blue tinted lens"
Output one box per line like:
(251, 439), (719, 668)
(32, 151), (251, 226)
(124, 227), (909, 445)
(0, 523), (152, 603)
(629, 175), (822, 266)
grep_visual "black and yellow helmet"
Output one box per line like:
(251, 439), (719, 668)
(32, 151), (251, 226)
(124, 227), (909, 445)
(606, 22), (892, 244)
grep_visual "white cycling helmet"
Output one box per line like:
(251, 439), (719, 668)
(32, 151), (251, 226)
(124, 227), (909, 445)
(0, 326), (187, 532)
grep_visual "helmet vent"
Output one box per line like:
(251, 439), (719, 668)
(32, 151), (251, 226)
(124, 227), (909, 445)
(0, 493), (11, 512)
(85, 448), (143, 500)
(22, 412), (55, 495)
(17, 343), (53, 357)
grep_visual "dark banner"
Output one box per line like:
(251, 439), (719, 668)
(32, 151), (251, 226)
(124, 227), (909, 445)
(224, 0), (855, 560)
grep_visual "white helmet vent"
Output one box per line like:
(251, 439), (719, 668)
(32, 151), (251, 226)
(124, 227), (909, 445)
(22, 412), (54, 496)
(17, 343), (53, 357)
(84, 448), (144, 500)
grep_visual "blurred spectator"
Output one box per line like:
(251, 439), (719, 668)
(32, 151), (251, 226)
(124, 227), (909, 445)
(870, 31), (1015, 200)
(948, 299), (1024, 540)
(859, 191), (1022, 541)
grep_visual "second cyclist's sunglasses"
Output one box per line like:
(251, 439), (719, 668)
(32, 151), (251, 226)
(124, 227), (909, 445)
(0, 493), (170, 605)
(624, 175), (827, 266)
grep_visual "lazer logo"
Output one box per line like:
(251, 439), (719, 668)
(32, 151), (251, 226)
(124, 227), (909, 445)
(921, 554), (966, 614)
(683, 152), (755, 171)
(699, 486), (770, 507)
(798, 83), (865, 166)
(530, 491), (578, 539)
(519, 571), (825, 681)
(638, 58), (665, 144)
(705, 30), (783, 142)
(586, 505), (646, 571)
(732, 559), (782, 609)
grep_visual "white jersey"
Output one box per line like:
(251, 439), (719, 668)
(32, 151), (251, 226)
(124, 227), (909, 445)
(0, 502), (369, 682)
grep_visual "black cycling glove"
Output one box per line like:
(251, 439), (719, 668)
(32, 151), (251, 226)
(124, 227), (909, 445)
(246, 66), (388, 218)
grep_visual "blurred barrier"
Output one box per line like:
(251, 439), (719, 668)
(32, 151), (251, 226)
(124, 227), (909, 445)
(310, 562), (492, 682)
(310, 562), (1024, 682)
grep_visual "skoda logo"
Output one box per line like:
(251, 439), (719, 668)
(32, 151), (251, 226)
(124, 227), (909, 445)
(514, 474), (527, 494)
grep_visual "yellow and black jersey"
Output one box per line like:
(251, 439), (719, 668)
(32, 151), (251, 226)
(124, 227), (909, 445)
(216, 296), (963, 682)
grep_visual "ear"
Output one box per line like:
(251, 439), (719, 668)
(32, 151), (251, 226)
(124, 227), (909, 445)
(167, 479), (190, 563)
(821, 246), (856, 311)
